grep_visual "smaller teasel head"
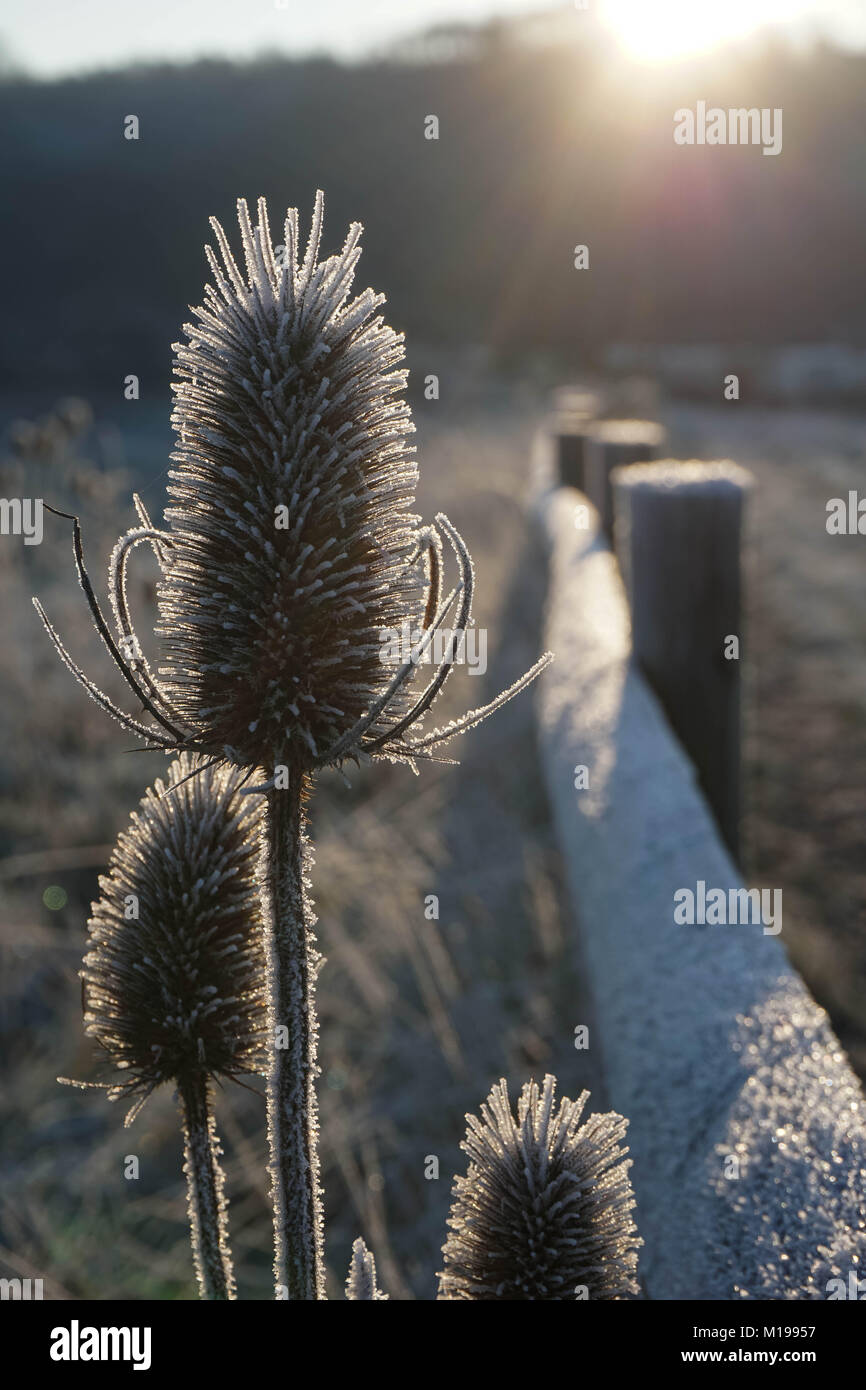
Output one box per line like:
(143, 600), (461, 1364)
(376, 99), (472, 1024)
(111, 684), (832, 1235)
(73, 754), (268, 1120)
(438, 1075), (641, 1300)
(345, 1238), (388, 1300)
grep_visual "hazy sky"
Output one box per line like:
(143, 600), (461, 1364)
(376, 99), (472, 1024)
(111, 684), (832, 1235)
(3, 0), (865, 77)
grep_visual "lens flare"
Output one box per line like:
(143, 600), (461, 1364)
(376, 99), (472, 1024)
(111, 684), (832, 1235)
(601, 0), (789, 61)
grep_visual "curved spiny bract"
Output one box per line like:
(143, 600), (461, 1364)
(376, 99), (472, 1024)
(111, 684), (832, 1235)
(438, 1075), (642, 1301)
(158, 191), (425, 774)
(76, 753), (268, 1300)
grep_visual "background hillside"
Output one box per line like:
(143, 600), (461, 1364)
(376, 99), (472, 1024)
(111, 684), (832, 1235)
(1, 15), (866, 398)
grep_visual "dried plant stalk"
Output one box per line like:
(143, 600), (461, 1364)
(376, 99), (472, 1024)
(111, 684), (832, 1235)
(259, 775), (325, 1299)
(179, 1072), (235, 1301)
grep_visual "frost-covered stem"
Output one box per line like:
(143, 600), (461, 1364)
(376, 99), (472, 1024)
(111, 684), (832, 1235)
(262, 776), (324, 1299)
(178, 1072), (235, 1301)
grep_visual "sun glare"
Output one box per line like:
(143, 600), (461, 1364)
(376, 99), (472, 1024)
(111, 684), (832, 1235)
(601, 0), (788, 61)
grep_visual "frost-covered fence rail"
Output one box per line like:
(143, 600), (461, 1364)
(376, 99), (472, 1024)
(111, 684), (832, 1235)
(533, 480), (866, 1300)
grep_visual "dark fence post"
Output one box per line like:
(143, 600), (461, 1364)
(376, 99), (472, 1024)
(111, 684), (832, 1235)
(586, 419), (666, 538)
(552, 411), (594, 489)
(550, 387), (602, 490)
(612, 460), (752, 863)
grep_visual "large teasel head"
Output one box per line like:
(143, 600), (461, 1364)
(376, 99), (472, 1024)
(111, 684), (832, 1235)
(157, 191), (426, 772)
(75, 753), (268, 1119)
(438, 1075), (642, 1300)
(33, 192), (549, 778)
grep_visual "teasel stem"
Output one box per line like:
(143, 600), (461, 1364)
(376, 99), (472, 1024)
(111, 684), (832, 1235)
(178, 1071), (236, 1301)
(261, 774), (325, 1300)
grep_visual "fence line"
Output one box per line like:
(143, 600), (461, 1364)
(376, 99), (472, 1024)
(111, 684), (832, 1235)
(533, 478), (866, 1299)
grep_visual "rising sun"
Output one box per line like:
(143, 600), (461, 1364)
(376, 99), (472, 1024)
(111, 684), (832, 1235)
(600, 0), (787, 61)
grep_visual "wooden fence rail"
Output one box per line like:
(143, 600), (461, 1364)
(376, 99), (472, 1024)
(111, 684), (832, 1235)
(532, 474), (866, 1300)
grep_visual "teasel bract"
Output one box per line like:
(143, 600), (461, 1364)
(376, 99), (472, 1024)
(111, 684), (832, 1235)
(437, 1075), (642, 1300)
(62, 754), (268, 1301)
(35, 191), (551, 1299)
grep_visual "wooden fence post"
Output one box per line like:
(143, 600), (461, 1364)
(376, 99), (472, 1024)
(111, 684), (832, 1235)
(586, 419), (666, 538)
(613, 460), (752, 863)
(552, 410), (595, 490)
(549, 388), (601, 490)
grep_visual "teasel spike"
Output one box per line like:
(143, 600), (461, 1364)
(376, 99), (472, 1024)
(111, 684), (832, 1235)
(132, 492), (170, 570)
(108, 527), (179, 718)
(32, 596), (172, 746)
(43, 506), (183, 739)
(402, 650), (554, 753)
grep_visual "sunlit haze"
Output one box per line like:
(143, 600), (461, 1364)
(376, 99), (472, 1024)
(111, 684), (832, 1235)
(601, 0), (807, 61)
(1, 0), (865, 77)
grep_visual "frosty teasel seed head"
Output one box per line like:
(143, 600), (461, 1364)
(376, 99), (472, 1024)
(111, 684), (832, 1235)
(72, 753), (268, 1120)
(157, 190), (427, 771)
(33, 192), (551, 778)
(438, 1074), (642, 1300)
